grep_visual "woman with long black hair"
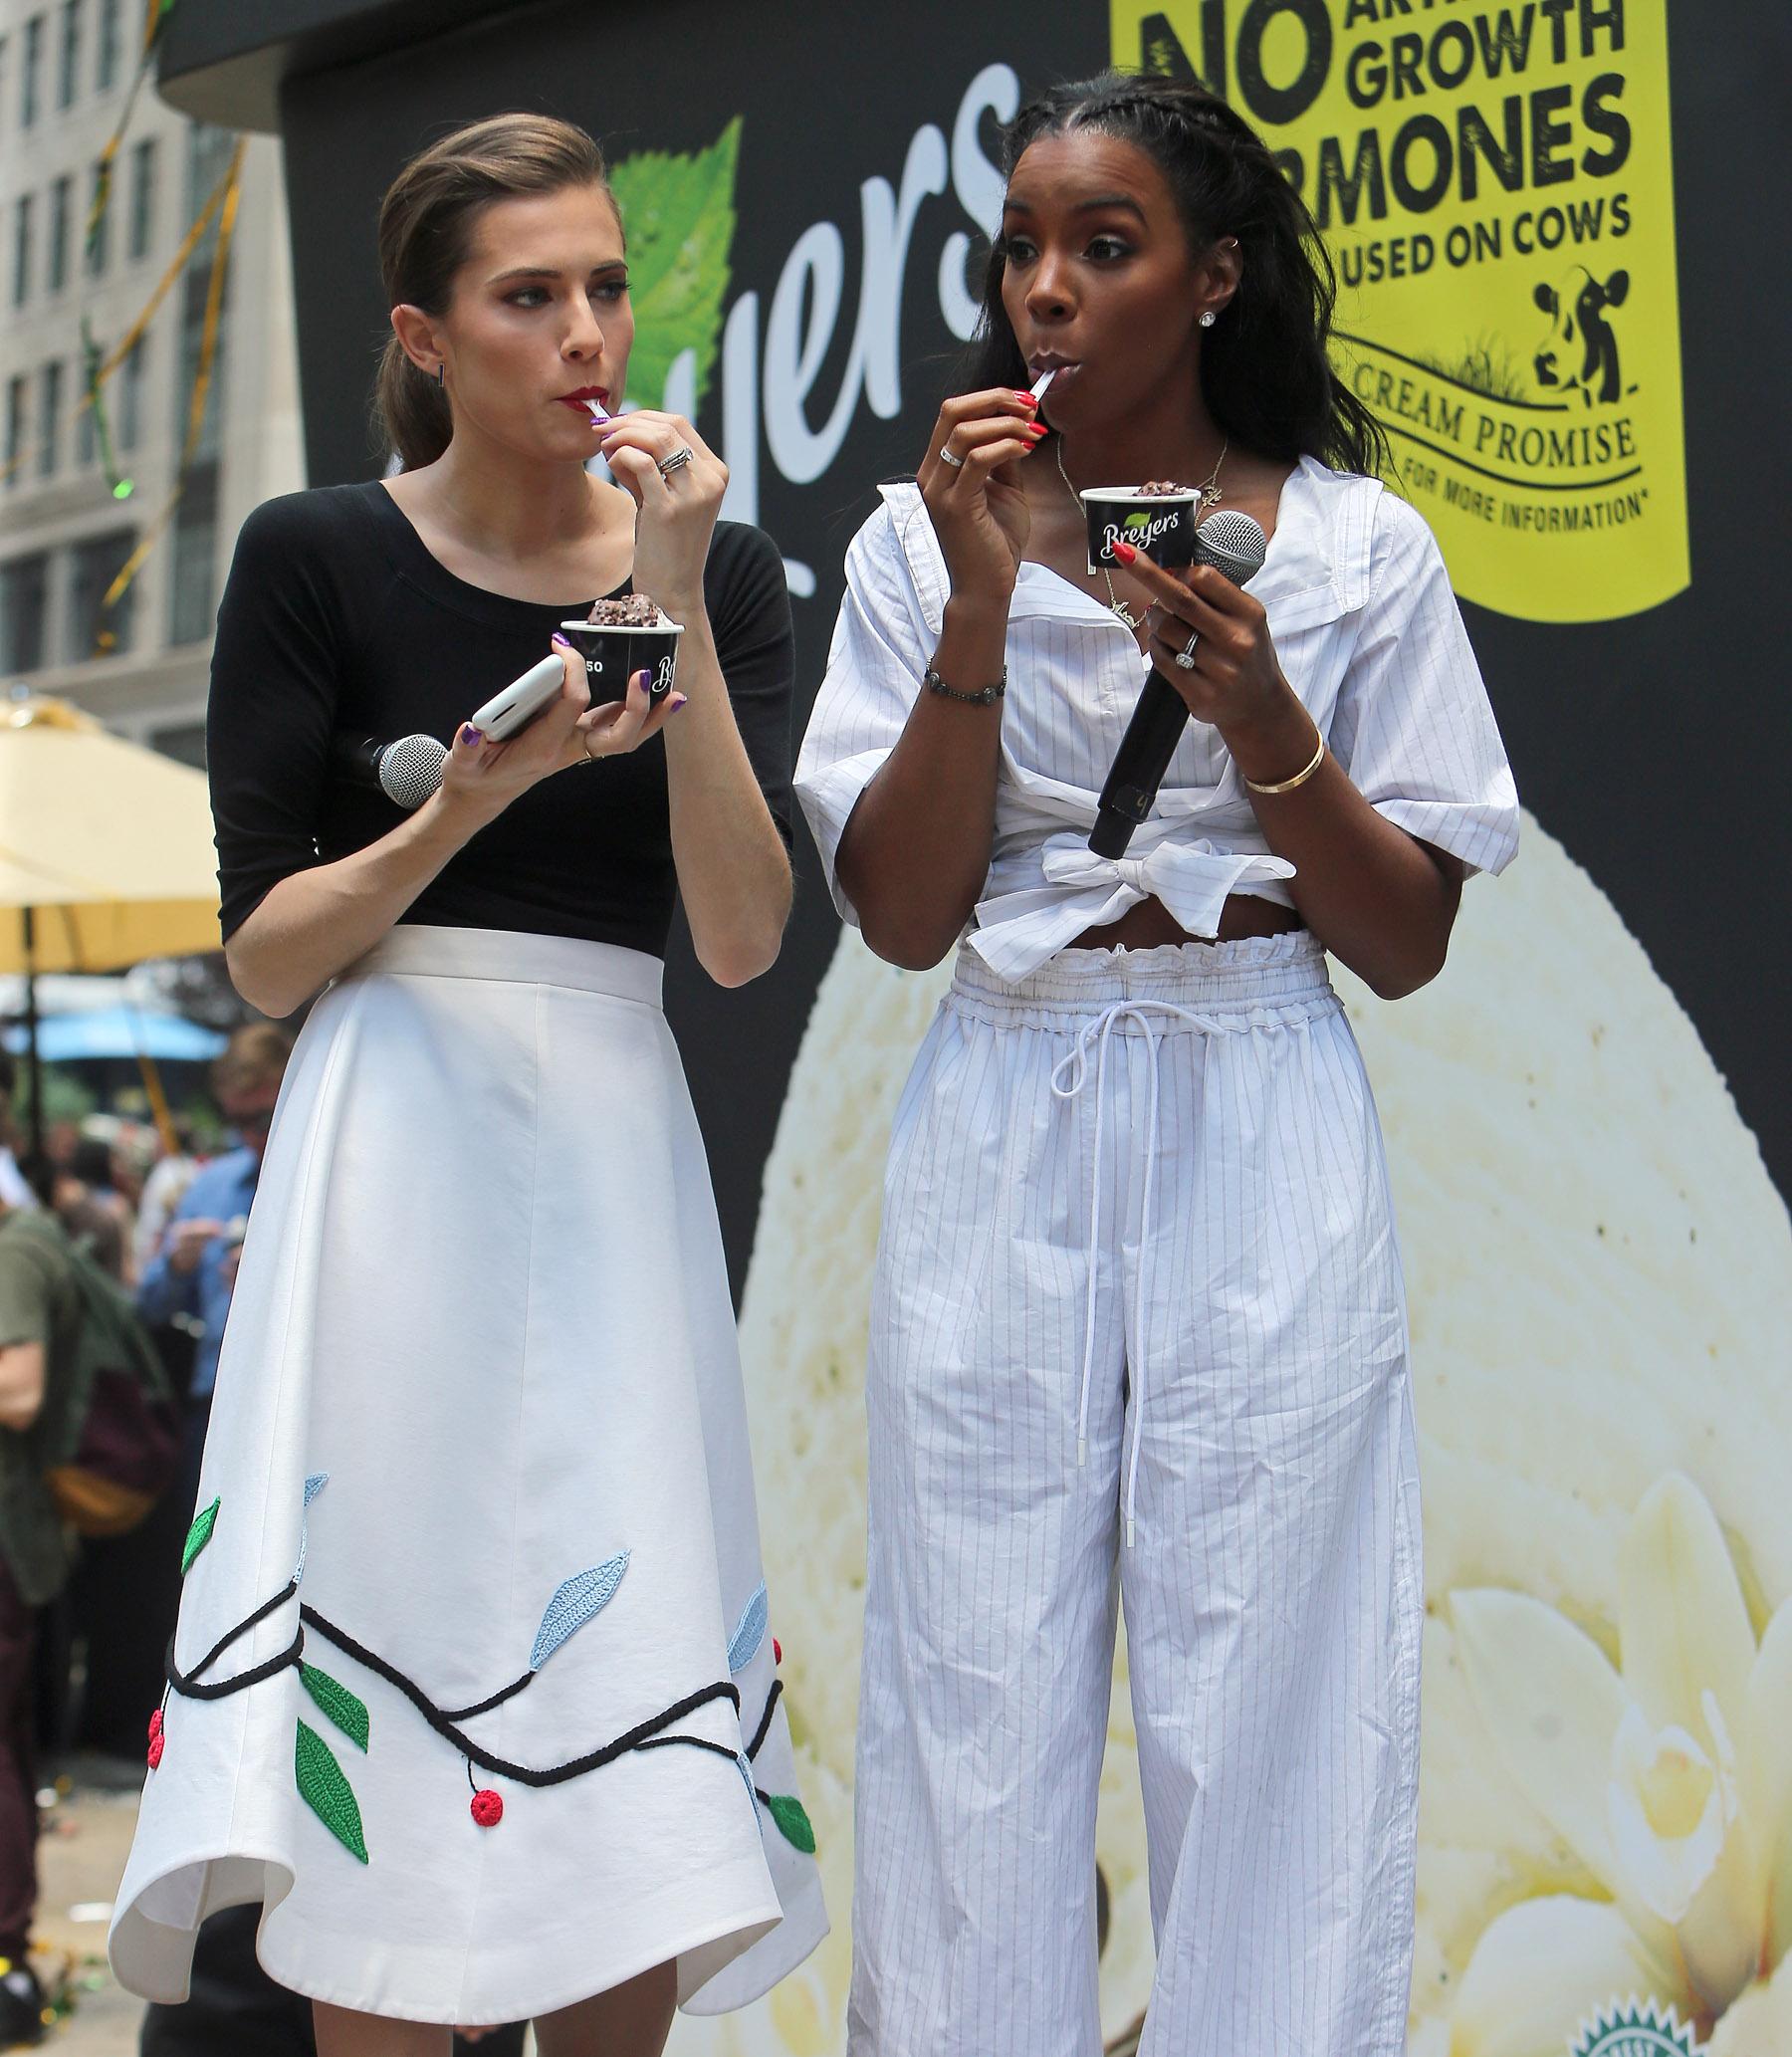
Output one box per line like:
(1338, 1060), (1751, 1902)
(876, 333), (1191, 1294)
(110, 113), (824, 2056)
(797, 72), (1516, 2056)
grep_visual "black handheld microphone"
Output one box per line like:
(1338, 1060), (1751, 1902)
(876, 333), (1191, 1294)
(1087, 509), (1270, 860)
(333, 732), (449, 810)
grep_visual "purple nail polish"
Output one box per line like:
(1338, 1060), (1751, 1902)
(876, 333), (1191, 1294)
(669, 693), (689, 711)
(551, 632), (571, 650)
(461, 725), (482, 746)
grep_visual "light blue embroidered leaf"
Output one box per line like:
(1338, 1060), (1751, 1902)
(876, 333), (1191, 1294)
(295, 1472), (330, 1583)
(530, 1552), (630, 1672)
(764, 1792), (816, 1855)
(728, 1581), (769, 1674)
(295, 1719), (368, 1863)
(736, 1751), (762, 1830)
(182, 1497), (220, 1576)
(301, 1664), (369, 1751)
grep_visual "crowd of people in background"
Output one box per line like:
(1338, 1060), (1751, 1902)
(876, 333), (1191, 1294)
(0, 1028), (292, 2047)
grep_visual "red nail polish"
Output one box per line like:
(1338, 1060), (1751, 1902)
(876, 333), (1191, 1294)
(1111, 539), (1138, 565)
(1025, 424), (1046, 440)
(1012, 390), (1039, 408)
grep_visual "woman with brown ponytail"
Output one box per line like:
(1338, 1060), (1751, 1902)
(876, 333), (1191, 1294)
(109, 113), (825, 2055)
(798, 72), (1517, 2057)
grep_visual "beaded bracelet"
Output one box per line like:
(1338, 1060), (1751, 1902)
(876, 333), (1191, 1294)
(924, 665), (1006, 707)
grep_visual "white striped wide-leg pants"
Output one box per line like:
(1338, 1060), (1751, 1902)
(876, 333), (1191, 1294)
(849, 934), (1422, 2057)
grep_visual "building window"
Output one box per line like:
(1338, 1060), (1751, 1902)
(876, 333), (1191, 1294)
(85, 159), (109, 276)
(4, 377), (25, 487)
(95, 0), (118, 92)
(38, 360), (63, 479)
(168, 459), (219, 644)
(76, 370), (96, 467)
(127, 135), (154, 259)
(47, 173), (70, 292)
(118, 336), (144, 451)
(150, 721), (206, 769)
(22, 16), (43, 129)
(0, 554), (51, 673)
(171, 126), (239, 470)
(56, 0), (80, 111)
(68, 527), (136, 659)
(12, 193), (32, 307)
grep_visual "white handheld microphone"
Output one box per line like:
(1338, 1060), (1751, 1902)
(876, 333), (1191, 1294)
(334, 731), (449, 809)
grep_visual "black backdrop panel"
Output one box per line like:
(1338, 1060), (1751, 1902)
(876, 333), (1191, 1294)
(269, 0), (1790, 1293)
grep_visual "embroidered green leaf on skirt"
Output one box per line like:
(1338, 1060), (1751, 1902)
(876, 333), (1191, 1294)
(181, 1497), (220, 1575)
(295, 1718), (368, 1863)
(764, 1792), (816, 1855)
(300, 1664), (369, 1751)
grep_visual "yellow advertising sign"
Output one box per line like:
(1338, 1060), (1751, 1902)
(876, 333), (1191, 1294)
(1110, 1), (1687, 623)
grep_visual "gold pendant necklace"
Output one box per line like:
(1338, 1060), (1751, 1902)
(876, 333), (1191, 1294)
(1053, 437), (1229, 633)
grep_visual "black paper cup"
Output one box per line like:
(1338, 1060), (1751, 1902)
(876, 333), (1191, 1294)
(1079, 488), (1200, 575)
(558, 616), (684, 706)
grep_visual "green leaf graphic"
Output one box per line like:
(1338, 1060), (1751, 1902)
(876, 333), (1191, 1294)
(608, 116), (742, 412)
(295, 1719), (368, 1863)
(301, 1664), (369, 1752)
(1123, 511), (1152, 531)
(182, 1497), (220, 1575)
(764, 1792), (816, 1855)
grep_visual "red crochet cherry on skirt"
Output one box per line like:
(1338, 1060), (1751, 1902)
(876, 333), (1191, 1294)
(470, 1788), (504, 1828)
(147, 1708), (164, 1744)
(146, 1733), (164, 1771)
(774, 1638), (783, 1666)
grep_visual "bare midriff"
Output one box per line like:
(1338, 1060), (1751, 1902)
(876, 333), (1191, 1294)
(1066, 892), (1303, 952)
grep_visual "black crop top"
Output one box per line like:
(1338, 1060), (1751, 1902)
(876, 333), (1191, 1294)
(205, 482), (795, 953)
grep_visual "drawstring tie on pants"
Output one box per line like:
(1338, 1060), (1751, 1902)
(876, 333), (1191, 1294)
(1050, 1000), (1233, 1548)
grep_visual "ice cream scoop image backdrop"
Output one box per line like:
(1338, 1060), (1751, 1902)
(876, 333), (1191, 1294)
(661, 813), (1792, 2057)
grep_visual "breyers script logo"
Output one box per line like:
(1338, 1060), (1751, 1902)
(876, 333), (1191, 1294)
(1111, 1), (1688, 624)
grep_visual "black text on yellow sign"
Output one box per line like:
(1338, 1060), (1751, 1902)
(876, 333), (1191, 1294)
(1109, 0), (1687, 623)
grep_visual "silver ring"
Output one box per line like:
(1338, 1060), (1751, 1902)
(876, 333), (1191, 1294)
(1174, 630), (1199, 671)
(937, 444), (965, 469)
(657, 446), (695, 478)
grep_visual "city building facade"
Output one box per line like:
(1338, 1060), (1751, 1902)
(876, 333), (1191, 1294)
(0, 0), (302, 761)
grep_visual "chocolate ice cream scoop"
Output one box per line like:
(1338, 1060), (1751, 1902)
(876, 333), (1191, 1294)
(584, 593), (663, 627)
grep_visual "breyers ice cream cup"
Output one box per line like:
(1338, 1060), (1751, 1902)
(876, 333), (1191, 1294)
(1080, 484), (1201, 575)
(558, 597), (684, 705)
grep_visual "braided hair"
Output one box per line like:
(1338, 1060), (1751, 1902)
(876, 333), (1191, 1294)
(963, 72), (1389, 478)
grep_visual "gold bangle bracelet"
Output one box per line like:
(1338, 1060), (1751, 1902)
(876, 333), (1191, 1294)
(1241, 727), (1326, 797)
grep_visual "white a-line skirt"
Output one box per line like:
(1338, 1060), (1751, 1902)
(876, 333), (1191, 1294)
(109, 925), (827, 2026)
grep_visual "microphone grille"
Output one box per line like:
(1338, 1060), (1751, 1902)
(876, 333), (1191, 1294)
(1195, 509), (1268, 584)
(378, 734), (449, 809)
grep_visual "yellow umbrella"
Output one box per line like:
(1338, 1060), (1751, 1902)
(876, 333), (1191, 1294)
(0, 695), (222, 1168)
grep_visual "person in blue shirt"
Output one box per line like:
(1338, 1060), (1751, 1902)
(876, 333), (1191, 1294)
(136, 1026), (291, 1504)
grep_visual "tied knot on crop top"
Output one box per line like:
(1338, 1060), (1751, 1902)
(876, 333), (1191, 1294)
(794, 457), (1519, 979)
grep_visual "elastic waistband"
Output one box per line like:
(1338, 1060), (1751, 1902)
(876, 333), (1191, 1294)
(948, 930), (1336, 1028)
(338, 925), (664, 1008)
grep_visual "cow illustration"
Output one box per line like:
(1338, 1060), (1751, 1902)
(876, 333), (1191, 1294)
(1533, 268), (1630, 406)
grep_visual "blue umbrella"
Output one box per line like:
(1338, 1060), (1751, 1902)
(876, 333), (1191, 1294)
(1, 1007), (227, 1063)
